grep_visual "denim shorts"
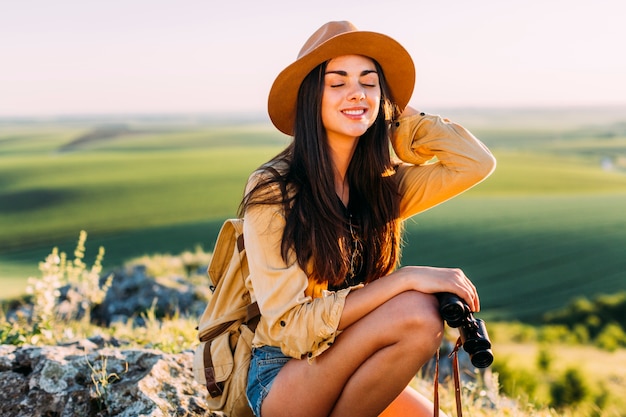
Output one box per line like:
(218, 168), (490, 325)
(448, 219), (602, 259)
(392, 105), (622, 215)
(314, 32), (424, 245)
(246, 345), (291, 417)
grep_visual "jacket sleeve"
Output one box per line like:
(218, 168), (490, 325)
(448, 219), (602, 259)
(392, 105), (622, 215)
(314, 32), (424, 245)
(243, 175), (350, 359)
(391, 112), (496, 219)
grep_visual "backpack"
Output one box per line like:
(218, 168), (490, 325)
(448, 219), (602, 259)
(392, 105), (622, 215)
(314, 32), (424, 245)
(193, 218), (260, 417)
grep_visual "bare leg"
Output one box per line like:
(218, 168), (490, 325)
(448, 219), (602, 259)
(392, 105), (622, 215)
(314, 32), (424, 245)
(379, 385), (449, 417)
(260, 291), (444, 417)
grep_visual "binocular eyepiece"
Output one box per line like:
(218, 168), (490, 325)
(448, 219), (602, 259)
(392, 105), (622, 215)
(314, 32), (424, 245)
(436, 292), (494, 368)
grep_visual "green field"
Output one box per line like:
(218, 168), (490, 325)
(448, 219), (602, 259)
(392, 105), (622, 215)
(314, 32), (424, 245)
(1, 108), (626, 321)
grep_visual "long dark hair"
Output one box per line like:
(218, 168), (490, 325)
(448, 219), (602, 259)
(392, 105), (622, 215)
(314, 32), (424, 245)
(239, 59), (403, 287)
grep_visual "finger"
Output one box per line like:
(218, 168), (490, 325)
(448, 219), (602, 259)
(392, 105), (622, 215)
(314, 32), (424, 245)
(465, 284), (479, 312)
(463, 275), (479, 312)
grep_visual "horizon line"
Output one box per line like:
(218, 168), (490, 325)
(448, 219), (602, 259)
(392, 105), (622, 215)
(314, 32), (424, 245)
(2, 103), (626, 122)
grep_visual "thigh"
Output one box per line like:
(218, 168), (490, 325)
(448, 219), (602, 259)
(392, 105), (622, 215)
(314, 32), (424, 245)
(260, 291), (442, 417)
(246, 346), (292, 417)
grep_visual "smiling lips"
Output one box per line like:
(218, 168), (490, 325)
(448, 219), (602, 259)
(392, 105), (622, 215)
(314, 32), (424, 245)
(342, 108), (367, 117)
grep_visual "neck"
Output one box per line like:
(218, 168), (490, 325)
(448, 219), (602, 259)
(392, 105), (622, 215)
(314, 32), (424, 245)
(335, 173), (349, 207)
(329, 139), (357, 207)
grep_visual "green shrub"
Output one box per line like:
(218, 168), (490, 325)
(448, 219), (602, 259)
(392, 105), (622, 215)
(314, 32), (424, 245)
(491, 357), (538, 400)
(5, 231), (111, 345)
(536, 345), (553, 372)
(594, 322), (626, 352)
(572, 324), (590, 344)
(549, 368), (589, 408)
(538, 325), (573, 344)
(489, 321), (537, 343)
(543, 292), (626, 341)
(0, 318), (29, 345)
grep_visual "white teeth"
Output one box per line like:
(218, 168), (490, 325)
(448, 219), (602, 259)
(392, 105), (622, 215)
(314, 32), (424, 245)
(343, 109), (365, 115)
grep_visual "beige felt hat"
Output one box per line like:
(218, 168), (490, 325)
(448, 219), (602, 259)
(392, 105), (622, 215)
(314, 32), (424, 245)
(268, 21), (415, 136)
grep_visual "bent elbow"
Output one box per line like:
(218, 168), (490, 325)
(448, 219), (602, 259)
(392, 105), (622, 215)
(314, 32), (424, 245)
(464, 152), (496, 189)
(479, 152), (497, 180)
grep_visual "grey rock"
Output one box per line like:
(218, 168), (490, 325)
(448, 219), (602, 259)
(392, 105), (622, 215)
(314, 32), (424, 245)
(0, 343), (213, 417)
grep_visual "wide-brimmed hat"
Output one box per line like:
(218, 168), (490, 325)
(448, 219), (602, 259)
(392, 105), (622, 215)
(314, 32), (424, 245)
(268, 21), (415, 136)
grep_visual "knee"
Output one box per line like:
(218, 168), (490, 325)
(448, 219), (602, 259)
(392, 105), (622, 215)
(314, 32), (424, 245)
(389, 291), (444, 351)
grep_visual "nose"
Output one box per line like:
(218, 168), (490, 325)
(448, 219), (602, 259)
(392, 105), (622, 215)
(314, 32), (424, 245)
(347, 84), (366, 102)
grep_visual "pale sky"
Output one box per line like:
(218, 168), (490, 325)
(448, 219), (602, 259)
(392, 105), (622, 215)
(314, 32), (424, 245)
(1, 0), (625, 117)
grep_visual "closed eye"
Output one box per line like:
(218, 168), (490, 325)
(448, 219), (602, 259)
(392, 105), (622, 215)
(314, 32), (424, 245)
(326, 70), (378, 88)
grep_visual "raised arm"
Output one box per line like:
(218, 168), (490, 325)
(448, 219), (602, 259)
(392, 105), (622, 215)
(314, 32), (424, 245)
(392, 106), (496, 219)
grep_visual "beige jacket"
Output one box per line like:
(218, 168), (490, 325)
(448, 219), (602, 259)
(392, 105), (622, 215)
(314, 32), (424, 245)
(243, 112), (496, 360)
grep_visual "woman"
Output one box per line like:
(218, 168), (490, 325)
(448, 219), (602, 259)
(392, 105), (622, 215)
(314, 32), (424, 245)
(240, 21), (496, 417)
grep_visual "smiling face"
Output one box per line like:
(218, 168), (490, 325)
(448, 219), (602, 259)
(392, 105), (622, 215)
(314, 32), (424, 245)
(321, 55), (381, 145)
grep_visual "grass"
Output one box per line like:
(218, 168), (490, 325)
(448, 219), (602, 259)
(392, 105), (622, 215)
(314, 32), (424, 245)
(489, 327), (626, 416)
(403, 193), (626, 321)
(1, 109), (626, 322)
(477, 151), (626, 194)
(0, 120), (287, 297)
(0, 146), (282, 250)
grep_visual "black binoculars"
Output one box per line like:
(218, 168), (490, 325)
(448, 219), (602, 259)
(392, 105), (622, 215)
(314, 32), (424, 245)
(436, 292), (494, 368)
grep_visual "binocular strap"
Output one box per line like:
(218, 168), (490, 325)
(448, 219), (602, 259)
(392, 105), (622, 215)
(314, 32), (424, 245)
(433, 337), (464, 417)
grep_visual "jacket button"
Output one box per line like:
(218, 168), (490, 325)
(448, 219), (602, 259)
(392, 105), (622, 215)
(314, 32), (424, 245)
(395, 121), (400, 127)
(280, 320), (286, 327)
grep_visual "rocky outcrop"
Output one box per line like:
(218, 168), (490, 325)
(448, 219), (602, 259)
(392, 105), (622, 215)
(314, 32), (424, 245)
(1, 262), (217, 416)
(91, 265), (210, 326)
(0, 338), (212, 417)
(5, 264), (210, 329)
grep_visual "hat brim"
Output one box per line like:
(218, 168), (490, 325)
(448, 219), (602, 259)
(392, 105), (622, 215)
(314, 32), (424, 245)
(268, 31), (415, 136)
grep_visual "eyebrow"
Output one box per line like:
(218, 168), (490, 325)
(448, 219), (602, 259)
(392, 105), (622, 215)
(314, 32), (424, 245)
(325, 70), (378, 76)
